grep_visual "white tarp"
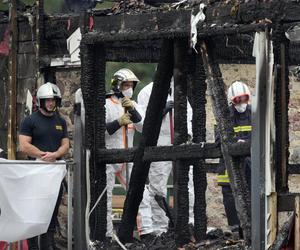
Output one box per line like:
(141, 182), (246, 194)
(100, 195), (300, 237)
(0, 159), (66, 242)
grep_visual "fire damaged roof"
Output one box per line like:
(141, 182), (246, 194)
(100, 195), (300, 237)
(36, 0), (300, 64)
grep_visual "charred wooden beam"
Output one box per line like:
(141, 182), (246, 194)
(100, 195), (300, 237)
(96, 142), (250, 163)
(200, 39), (251, 245)
(118, 39), (174, 243)
(278, 193), (300, 212)
(173, 38), (190, 246)
(288, 164), (300, 174)
(274, 24), (290, 193)
(204, 0), (300, 25)
(43, 0), (300, 42)
(105, 40), (161, 63)
(189, 47), (207, 241)
(80, 42), (107, 241)
(87, 10), (191, 43)
(270, 212), (294, 250)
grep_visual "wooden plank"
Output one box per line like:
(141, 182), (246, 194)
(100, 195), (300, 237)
(266, 193), (277, 248)
(85, 10), (191, 43)
(7, 0), (18, 160)
(278, 193), (300, 212)
(295, 196), (300, 249)
(96, 141), (250, 163)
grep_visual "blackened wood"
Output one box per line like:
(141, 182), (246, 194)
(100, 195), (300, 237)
(93, 43), (107, 240)
(17, 20), (34, 42)
(204, 0), (300, 25)
(17, 54), (36, 78)
(270, 212), (294, 250)
(173, 38), (190, 247)
(189, 49), (207, 241)
(80, 42), (107, 241)
(200, 39), (251, 245)
(118, 39), (174, 243)
(96, 142), (250, 163)
(278, 193), (300, 212)
(274, 24), (290, 193)
(89, 10), (191, 43)
(288, 164), (300, 174)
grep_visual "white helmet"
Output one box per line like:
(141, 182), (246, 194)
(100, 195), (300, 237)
(111, 68), (139, 93)
(36, 82), (62, 107)
(227, 81), (251, 105)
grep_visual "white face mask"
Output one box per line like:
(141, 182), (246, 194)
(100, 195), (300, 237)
(122, 87), (133, 98)
(234, 103), (247, 113)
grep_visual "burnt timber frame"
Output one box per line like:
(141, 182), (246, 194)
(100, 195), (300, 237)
(1, 0), (299, 248)
(42, 0), (300, 248)
(79, 8), (261, 247)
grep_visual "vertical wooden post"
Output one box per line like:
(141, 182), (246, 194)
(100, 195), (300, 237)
(295, 196), (300, 249)
(7, 0), (18, 160)
(200, 39), (251, 245)
(274, 26), (289, 193)
(118, 39), (174, 243)
(173, 38), (189, 247)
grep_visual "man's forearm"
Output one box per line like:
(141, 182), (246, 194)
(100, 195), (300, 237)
(55, 143), (69, 159)
(21, 143), (45, 159)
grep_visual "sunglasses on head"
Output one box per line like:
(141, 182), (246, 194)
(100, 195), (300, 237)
(232, 95), (249, 105)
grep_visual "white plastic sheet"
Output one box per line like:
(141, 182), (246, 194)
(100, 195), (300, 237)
(0, 159), (66, 242)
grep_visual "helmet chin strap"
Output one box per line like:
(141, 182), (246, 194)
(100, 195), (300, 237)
(40, 99), (56, 114)
(41, 106), (56, 114)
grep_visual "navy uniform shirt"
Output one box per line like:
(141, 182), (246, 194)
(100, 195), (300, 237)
(20, 110), (68, 153)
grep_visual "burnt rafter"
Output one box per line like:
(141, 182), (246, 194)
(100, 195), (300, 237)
(96, 142), (251, 163)
(41, 1), (300, 63)
(200, 39), (251, 245)
(118, 39), (174, 243)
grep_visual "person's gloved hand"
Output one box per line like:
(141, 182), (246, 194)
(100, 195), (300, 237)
(121, 97), (134, 110)
(118, 113), (132, 126)
(165, 100), (174, 113)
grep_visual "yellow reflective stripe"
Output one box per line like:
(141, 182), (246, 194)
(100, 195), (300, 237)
(217, 170), (230, 183)
(233, 125), (252, 133)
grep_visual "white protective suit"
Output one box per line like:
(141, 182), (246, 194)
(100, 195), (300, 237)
(137, 81), (195, 236)
(105, 95), (143, 237)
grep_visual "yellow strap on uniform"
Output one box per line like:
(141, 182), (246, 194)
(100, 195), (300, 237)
(217, 170), (230, 183)
(233, 125), (252, 133)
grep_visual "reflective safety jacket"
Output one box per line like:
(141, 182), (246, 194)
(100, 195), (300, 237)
(217, 105), (252, 186)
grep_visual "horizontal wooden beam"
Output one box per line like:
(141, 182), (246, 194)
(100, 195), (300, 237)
(97, 141), (250, 164)
(278, 193), (300, 212)
(84, 10), (191, 43)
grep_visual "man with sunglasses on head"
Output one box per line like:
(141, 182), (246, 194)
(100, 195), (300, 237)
(216, 80), (252, 240)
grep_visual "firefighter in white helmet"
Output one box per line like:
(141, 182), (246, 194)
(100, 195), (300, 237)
(105, 68), (143, 239)
(137, 78), (195, 244)
(216, 80), (252, 239)
(19, 82), (69, 249)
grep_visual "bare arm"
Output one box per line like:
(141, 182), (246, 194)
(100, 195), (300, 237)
(19, 135), (46, 159)
(41, 138), (70, 162)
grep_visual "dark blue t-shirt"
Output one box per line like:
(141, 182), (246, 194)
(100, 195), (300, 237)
(20, 111), (68, 153)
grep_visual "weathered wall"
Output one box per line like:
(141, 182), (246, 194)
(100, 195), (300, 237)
(55, 69), (81, 158)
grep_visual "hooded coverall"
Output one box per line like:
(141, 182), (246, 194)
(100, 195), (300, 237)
(217, 104), (251, 228)
(105, 95), (143, 237)
(137, 81), (194, 236)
